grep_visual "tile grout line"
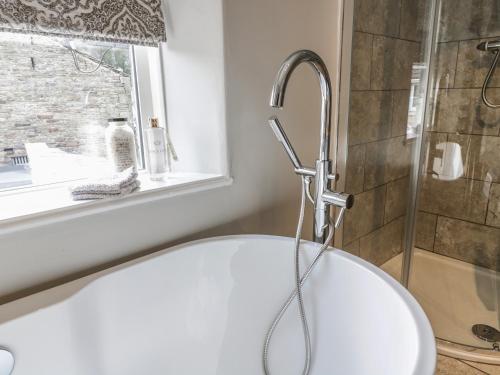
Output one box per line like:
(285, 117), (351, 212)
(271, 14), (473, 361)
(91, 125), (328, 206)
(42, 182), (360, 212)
(429, 122), (445, 251)
(350, 130), (500, 153)
(350, 134), (409, 150)
(484, 178), (493, 226)
(348, 211), (407, 247)
(441, 34), (500, 44)
(369, 32), (374, 91)
(431, 212), (439, 253)
(452, 39), (460, 89)
(353, 173), (411, 195)
(418, 207), (500, 231)
(354, 29), (421, 44)
(397, 0), (403, 40)
(382, 182), (388, 225)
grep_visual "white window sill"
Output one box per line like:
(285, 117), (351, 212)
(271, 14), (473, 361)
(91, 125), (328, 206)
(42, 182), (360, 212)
(0, 172), (232, 227)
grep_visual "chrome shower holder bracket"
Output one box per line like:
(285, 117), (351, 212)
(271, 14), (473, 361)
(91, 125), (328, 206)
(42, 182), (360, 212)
(477, 40), (500, 109)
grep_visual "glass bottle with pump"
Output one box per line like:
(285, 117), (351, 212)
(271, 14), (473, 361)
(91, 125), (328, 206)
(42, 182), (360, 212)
(145, 117), (168, 180)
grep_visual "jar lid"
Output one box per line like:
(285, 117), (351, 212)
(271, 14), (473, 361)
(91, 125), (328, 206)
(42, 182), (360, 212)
(108, 117), (128, 122)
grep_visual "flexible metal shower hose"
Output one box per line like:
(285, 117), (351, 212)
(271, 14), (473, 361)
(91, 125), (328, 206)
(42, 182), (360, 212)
(263, 176), (334, 375)
(481, 49), (500, 108)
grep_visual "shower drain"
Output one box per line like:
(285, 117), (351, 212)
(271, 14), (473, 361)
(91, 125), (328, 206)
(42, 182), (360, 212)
(472, 324), (500, 347)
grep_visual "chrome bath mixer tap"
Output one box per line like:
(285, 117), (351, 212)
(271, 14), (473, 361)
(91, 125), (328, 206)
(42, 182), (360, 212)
(268, 50), (353, 243)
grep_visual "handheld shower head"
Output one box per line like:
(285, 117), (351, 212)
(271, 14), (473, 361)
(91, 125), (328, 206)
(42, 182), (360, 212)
(268, 116), (302, 170)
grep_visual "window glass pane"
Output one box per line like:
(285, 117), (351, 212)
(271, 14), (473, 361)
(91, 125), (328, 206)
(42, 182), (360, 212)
(0, 32), (147, 190)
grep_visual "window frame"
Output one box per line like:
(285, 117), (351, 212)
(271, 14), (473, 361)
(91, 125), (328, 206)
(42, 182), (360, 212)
(0, 34), (164, 192)
(129, 43), (172, 175)
(0, 2), (233, 226)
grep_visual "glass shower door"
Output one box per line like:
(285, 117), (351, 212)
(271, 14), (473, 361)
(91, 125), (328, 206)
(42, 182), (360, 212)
(342, 0), (500, 363)
(403, 0), (500, 358)
(341, 0), (434, 295)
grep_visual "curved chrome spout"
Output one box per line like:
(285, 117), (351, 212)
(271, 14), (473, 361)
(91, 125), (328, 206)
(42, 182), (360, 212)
(268, 50), (353, 243)
(270, 50), (332, 161)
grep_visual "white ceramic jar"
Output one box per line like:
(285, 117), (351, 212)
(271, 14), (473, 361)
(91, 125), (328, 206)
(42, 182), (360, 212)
(105, 118), (138, 173)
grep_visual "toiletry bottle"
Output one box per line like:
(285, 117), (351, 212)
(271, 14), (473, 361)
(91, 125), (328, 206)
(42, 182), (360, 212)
(145, 117), (168, 180)
(105, 118), (138, 173)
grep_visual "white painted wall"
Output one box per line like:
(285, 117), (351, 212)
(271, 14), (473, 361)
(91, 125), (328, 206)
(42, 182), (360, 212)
(0, 0), (343, 301)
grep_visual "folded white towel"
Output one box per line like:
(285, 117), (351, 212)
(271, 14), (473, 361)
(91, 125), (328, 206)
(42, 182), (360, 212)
(71, 180), (141, 201)
(69, 167), (141, 200)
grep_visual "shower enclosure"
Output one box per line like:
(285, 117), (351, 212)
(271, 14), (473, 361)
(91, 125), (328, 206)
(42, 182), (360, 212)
(339, 0), (500, 365)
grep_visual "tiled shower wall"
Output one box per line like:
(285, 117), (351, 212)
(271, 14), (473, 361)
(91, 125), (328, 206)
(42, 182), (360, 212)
(415, 0), (500, 271)
(342, 0), (424, 266)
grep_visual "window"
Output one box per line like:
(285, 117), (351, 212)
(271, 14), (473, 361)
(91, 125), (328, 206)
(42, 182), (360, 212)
(0, 0), (229, 223)
(0, 32), (164, 190)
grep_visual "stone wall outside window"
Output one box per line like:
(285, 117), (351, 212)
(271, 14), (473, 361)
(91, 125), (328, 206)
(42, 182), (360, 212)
(0, 33), (133, 167)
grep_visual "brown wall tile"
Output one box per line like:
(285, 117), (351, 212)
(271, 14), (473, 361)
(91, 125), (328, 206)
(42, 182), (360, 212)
(348, 91), (392, 145)
(343, 239), (360, 256)
(439, 0), (500, 42)
(487, 183), (500, 227)
(435, 216), (500, 270)
(419, 175), (490, 224)
(385, 177), (409, 223)
(371, 36), (420, 90)
(354, 0), (401, 37)
(364, 136), (411, 189)
(391, 90), (410, 137)
(400, 0), (427, 42)
(456, 39), (500, 88)
(466, 135), (500, 182)
(435, 42), (458, 89)
(359, 217), (405, 266)
(345, 144), (365, 194)
(415, 211), (437, 251)
(435, 89), (500, 135)
(344, 185), (386, 244)
(351, 32), (373, 91)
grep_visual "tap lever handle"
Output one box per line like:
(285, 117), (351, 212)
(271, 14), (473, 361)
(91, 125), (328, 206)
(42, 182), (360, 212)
(295, 166), (316, 177)
(268, 116), (302, 170)
(322, 191), (353, 228)
(322, 191), (354, 209)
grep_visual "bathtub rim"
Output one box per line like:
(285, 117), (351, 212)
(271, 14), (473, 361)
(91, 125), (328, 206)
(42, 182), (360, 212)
(0, 234), (436, 373)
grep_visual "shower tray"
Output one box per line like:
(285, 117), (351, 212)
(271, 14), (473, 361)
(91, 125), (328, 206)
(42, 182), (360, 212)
(383, 249), (500, 364)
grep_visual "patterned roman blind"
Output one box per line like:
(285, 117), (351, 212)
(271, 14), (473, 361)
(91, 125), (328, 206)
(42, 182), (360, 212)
(0, 0), (166, 46)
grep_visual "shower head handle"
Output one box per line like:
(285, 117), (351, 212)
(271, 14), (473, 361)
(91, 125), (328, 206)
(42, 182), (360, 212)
(268, 116), (302, 171)
(268, 116), (317, 178)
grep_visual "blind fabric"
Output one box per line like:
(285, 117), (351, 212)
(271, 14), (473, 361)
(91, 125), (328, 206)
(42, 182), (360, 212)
(0, 0), (166, 46)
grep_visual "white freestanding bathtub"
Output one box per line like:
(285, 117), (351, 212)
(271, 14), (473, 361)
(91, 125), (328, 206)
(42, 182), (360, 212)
(0, 235), (435, 374)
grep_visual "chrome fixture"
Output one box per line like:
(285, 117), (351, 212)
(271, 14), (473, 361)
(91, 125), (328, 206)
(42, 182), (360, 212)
(0, 348), (14, 375)
(472, 324), (500, 344)
(269, 50), (354, 242)
(264, 50), (354, 375)
(477, 40), (500, 108)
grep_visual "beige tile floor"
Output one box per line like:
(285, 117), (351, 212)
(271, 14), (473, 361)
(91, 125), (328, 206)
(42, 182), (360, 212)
(436, 355), (500, 374)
